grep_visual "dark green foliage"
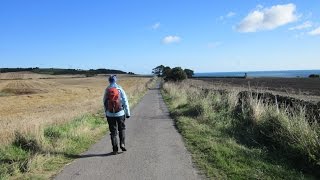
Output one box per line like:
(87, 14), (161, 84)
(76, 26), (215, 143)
(309, 74), (320, 78)
(165, 67), (187, 82)
(85, 72), (96, 77)
(0, 68), (128, 75)
(152, 65), (194, 80)
(162, 66), (171, 77)
(0, 67), (40, 73)
(184, 69), (194, 78)
(152, 65), (165, 77)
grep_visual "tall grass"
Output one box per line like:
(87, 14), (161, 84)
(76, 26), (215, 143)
(0, 114), (107, 179)
(162, 81), (319, 179)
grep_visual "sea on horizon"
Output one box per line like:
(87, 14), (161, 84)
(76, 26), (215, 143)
(194, 70), (320, 78)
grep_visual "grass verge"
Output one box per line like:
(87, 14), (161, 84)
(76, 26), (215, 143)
(162, 81), (319, 180)
(0, 113), (107, 179)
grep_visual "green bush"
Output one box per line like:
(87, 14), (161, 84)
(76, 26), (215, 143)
(184, 69), (194, 78)
(165, 67), (187, 82)
(309, 74), (320, 78)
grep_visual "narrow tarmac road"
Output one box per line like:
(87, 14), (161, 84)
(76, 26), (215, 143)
(55, 87), (200, 180)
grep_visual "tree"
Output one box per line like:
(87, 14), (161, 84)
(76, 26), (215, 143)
(162, 66), (171, 77)
(184, 69), (194, 78)
(165, 67), (187, 81)
(152, 65), (165, 77)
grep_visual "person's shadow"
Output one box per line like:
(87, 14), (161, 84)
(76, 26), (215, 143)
(47, 151), (123, 159)
(65, 152), (123, 158)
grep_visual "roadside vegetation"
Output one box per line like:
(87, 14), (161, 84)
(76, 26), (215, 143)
(0, 113), (107, 179)
(0, 76), (156, 179)
(162, 81), (319, 179)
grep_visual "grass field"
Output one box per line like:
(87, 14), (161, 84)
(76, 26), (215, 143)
(162, 80), (319, 179)
(0, 74), (151, 145)
(0, 73), (154, 179)
(0, 71), (85, 80)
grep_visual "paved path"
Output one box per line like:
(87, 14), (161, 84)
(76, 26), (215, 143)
(55, 87), (200, 180)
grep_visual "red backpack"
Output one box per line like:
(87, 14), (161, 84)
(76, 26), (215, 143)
(107, 87), (122, 113)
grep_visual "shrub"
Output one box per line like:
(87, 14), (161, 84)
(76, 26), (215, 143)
(184, 69), (194, 78)
(165, 67), (187, 82)
(309, 74), (320, 78)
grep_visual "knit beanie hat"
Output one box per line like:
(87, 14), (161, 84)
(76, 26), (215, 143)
(108, 75), (117, 83)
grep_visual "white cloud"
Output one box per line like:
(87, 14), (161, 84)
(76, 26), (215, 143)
(162, 35), (181, 44)
(309, 27), (320, 36)
(226, 12), (236, 18)
(219, 11), (236, 21)
(236, 3), (298, 33)
(289, 21), (312, 30)
(151, 22), (160, 30)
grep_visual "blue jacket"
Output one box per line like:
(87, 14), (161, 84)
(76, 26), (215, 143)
(103, 83), (130, 117)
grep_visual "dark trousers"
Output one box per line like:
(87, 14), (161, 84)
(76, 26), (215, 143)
(106, 116), (126, 151)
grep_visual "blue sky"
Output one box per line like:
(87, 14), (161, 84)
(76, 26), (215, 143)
(0, 0), (319, 74)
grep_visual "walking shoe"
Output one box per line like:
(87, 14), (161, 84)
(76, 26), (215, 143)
(120, 144), (127, 151)
(112, 146), (118, 155)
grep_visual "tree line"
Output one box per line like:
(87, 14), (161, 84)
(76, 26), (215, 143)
(152, 65), (194, 81)
(0, 68), (130, 76)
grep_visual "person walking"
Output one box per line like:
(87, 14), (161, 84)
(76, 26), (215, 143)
(103, 75), (130, 155)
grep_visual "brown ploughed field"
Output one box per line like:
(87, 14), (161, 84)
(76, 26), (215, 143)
(192, 77), (320, 103)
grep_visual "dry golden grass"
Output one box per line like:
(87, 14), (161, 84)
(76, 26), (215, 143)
(0, 75), (151, 145)
(0, 71), (84, 80)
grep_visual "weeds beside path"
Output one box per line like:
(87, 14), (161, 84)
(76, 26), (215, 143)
(0, 113), (107, 179)
(162, 81), (319, 179)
